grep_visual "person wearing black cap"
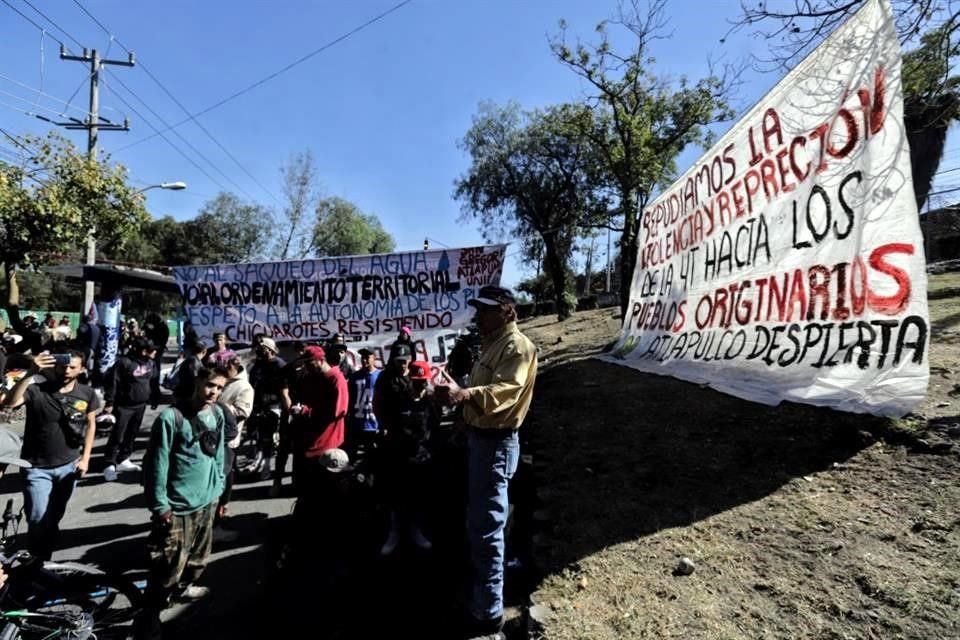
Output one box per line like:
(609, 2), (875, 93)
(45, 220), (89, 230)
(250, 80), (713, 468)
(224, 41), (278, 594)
(287, 345), (349, 493)
(372, 342), (414, 555)
(326, 333), (355, 378)
(102, 337), (158, 481)
(249, 337), (287, 483)
(345, 348), (380, 460)
(173, 340), (207, 405)
(436, 285), (538, 638)
(76, 308), (101, 375)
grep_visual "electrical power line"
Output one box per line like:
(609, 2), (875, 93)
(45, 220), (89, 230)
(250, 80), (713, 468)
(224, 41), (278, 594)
(63, 38), (114, 115)
(0, 146), (24, 162)
(0, 126), (32, 153)
(0, 98), (49, 119)
(21, 0), (83, 49)
(425, 237), (452, 248)
(5, 0), (253, 203)
(0, 0), (60, 44)
(102, 71), (261, 202)
(112, 0), (415, 152)
(99, 79), (235, 194)
(928, 186), (960, 197)
(0, 88), (86, 119)
(133, 62), (283, 205)
(0, 73), (119, 115)
(72, 0), (285, 205)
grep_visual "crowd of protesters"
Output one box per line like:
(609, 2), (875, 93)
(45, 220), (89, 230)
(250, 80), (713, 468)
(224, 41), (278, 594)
(0, 284), (537, 640)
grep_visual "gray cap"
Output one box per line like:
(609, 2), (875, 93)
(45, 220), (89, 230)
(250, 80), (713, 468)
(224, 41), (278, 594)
(0, 428), (31, 468)
(319, 448), (350, 473)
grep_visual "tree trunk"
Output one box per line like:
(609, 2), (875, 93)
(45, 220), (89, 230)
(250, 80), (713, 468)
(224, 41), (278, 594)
(543, 234), (573, 321)
(582, 236), (595, 296)
(619, 214), (639, 319)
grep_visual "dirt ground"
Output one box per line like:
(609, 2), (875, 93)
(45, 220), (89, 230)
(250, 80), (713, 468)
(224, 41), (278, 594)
(518, 284), (960, 639)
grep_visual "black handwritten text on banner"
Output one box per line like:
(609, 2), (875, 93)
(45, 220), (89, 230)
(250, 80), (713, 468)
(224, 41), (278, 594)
(173, 245), (506, 374)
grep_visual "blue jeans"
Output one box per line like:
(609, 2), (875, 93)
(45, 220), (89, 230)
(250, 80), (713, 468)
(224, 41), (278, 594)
(466, 428), (519, 621)
(22, 459), (78, 561)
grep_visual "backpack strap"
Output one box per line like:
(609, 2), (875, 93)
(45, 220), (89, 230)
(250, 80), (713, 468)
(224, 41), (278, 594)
(169, 406), (185, 431)
(215, 401), (238, 442)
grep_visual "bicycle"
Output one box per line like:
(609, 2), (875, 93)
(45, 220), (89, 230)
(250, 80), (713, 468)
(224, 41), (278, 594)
(0, 498), (144, 639)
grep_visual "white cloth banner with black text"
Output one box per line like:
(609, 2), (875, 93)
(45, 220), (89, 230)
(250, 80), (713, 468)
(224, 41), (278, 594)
(173, 244), (506, 371)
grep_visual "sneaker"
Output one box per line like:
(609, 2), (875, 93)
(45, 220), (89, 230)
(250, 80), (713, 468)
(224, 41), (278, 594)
(380, 527), (400, 556)
(103, 465), (118, 482)
(410, 527), (432, 550)
(118, 458), (142, 472)
(179, 584), (210, 601)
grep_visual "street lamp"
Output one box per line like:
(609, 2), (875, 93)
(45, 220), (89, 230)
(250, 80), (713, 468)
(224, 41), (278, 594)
(136, 181), (187, 194)
(80, 180), (187, 317)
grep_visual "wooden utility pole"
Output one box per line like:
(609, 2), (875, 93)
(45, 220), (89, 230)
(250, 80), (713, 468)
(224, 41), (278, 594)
(46, 45), (134, 317)
(583, 235), (595, 296)
(605, 227), (612, 293)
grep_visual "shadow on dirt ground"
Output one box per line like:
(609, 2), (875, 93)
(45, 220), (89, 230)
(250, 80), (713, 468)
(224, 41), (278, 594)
(525, 359), (884, 571)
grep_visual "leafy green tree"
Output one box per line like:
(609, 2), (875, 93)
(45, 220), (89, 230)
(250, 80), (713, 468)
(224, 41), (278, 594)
(0, 132), (147, 317)
(900, 21), (959, 208)
(732, 1), (960, 209)
(109, 215), (179, 267)
(455, 102), (602, 320)
(111, 193), (270, 267)
(192, 192), (272, 263)
(551, 0), (736, 317)
(311, 196), (395, 257)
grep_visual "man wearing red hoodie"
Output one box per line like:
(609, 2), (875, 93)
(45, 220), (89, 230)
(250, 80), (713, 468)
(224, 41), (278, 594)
(288, 345), (349, 496)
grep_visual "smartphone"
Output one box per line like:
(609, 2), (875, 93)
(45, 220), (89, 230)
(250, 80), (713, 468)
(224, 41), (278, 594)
(52, 354), (72, 366)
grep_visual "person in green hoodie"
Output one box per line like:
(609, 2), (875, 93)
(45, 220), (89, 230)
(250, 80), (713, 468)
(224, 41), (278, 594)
(135, 366), (228, 640)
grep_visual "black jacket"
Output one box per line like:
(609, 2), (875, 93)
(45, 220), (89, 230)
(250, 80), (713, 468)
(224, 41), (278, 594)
(105, 354), (155, 406)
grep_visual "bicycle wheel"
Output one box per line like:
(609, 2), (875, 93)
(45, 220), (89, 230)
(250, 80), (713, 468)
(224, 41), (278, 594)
(0, 609), (93, 640)
(0, 619), (20, 640)
(11, 561), (143, 632)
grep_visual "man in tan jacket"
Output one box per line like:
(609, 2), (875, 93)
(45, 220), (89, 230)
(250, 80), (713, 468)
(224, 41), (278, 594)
(439, 285), (538, 639)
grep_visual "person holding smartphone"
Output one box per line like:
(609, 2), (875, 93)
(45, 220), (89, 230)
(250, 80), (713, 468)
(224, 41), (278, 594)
(0, 349), (99, 561)
(435, 286), (538, 639)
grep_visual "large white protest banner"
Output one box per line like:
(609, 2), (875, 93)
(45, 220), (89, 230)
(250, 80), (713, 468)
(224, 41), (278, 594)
(174, 244), (506, 370)
(604, 0), (928, 417)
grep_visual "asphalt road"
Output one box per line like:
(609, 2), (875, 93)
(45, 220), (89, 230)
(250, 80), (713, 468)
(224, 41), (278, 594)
(0, 397), (298, 638)
(0, 390), (531, 639)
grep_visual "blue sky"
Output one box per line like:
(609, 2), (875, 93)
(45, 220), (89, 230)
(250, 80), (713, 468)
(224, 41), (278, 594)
(0, 0), (955, 288)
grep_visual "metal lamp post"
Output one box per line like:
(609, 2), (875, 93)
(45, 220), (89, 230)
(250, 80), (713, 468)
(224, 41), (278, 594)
(81, 181), (187, 315)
